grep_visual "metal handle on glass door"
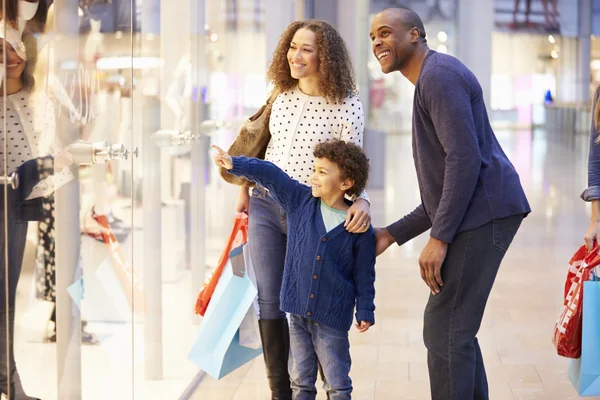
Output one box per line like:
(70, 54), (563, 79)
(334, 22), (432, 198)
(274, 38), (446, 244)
(0, 171), (18, 190)
(171, 131), (195, 145)
(97, 143), (139, 162)
(68, 141), (139, 165)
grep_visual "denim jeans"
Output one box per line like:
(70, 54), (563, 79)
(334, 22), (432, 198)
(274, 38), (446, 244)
(288, 314), (352, 400)
(248, 186), (288, 320)
(423, 214), (524, 400)
(0, 190), (28, 399)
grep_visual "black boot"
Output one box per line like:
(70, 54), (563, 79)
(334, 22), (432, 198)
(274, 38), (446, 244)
(258, 319), (293, 400)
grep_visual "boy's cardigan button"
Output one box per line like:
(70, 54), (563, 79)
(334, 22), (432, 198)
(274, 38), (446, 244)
(310, 294), (316, 299)
(316, 255), (322, 261)
(322, 237), (327, 242)
(306, 312), (312, 317)
(313, 274), (319, 280)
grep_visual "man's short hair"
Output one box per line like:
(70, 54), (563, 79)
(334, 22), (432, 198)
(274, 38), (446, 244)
(393, 7), (427, 42)
(313, 140), (370, 197)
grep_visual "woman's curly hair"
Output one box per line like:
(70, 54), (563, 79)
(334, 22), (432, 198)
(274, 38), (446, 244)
(313, 140), (369, 198)
(267, 20), (357, 103)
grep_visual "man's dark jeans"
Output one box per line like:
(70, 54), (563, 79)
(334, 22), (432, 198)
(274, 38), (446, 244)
(424, 214), (524, 400)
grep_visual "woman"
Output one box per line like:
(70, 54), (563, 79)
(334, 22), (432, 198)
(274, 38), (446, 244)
(237, 20), (370, 399)
(0, 21), (45, 400)
(0, 2), (70, 397)
(584, 87), (600, 250)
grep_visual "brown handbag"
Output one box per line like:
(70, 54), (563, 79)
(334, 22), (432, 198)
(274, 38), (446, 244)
(219, 89), (280, 187)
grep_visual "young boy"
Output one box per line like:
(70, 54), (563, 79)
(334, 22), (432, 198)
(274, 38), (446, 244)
(212, 140), (376, 400)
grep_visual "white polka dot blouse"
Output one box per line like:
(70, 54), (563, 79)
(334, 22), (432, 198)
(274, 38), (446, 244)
(265, 86), (365, 187)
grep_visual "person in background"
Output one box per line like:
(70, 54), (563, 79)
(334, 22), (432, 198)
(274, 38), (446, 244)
(583, 86), (600, 250)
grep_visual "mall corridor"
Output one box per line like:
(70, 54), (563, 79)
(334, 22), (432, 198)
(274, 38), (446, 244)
(3, 0), (600, 399)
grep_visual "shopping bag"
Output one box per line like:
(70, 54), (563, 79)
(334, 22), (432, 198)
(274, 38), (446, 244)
(194, 212), (248, 316)
(91, 211), (145, 315)
(553, 245), (600, 358)
(238, 244), (261, 349)
(568, 279), (600, 395)
(187, 243), (262, 380)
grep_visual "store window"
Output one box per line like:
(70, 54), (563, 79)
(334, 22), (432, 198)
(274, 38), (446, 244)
(1, 0), (266, 398)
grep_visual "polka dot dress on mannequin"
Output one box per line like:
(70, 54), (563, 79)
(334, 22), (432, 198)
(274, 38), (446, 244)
(265, 86), (364, 187)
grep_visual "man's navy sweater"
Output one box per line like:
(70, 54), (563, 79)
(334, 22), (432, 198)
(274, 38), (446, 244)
(387, 51), (531, 245)
(228, 156), (376, 332)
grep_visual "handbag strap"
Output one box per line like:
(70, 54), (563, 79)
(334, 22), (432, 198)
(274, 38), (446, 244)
(266, 87), (281, 105)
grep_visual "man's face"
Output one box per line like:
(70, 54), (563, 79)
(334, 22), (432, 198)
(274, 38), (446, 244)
(370, 11), (417, 74)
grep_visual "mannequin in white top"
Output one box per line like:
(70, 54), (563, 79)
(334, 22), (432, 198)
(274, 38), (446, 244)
(239, 20), (370, 400)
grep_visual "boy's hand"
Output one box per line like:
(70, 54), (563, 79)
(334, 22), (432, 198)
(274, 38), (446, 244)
(211, 145), (233, 170)
(355, 321), (372, 333)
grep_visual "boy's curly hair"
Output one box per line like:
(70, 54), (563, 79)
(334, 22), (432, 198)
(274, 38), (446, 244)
(267, 20), (357, 103)
(313, 140), (369, 197)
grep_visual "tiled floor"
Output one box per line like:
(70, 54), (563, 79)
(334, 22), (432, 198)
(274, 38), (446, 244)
(12, 129), (599, 399)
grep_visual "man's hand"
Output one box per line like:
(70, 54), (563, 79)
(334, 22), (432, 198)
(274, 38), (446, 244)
(419, 237), (448, 295)
(355, 321), (372, 333)
(211, 145), (233, 170)
(345, 198), (371, 233)
(374, 227), (395, 256)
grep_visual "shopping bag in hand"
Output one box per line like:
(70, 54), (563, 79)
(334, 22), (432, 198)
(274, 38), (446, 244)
(194, 213), (248, 316)
(188, 243), (262, 379)
(238, 244), (261, 349)
(553, 244), (600, 358)
(568, 277), (600, 396)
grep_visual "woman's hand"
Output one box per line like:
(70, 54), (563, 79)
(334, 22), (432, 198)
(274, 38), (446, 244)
(211, 145), (233, 170)
(585, 200), (600, 250)
(345, 198), (371, 233)
(236, 186), (250, 213)
(585, 221), (600, 250)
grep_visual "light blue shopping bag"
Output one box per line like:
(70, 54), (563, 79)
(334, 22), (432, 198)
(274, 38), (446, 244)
(568, 279), (600, 396)
(187, 244), (263, 380)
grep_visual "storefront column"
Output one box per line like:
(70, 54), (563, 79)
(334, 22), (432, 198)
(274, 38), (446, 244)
(336, 0), (371, 125)
(578, 0), (592, 103)
(53, 0), (82, 397)
(457, 0), (493, 109)
(557, 38), (578, 103)
(265, 0), (297, 67)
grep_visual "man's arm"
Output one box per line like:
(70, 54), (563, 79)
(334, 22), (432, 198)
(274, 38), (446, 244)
(353, 230), (376, 326)
(228, 156), (310, 212)
(421, 66), (482, 243)
(386, 204), (432, 246)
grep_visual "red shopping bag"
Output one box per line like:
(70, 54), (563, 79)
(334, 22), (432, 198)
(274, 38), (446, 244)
(194, 213), (248, 316)
(553, 244), (600, 358)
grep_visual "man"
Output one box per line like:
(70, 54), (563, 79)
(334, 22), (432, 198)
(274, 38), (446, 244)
(370, 8), (530, 400)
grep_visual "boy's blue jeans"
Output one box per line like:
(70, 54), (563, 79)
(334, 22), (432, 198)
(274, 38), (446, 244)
(288, 314), (352, 400)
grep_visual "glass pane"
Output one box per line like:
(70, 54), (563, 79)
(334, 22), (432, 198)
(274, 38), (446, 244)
(8, 0), (138, 398)
(132, 0), (267, 398)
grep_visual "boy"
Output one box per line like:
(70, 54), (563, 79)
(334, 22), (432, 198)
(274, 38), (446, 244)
(212, 140), (376, 400)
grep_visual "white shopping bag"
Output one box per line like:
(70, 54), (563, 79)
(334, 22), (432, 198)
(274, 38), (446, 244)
(239, 243), (261, 349)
